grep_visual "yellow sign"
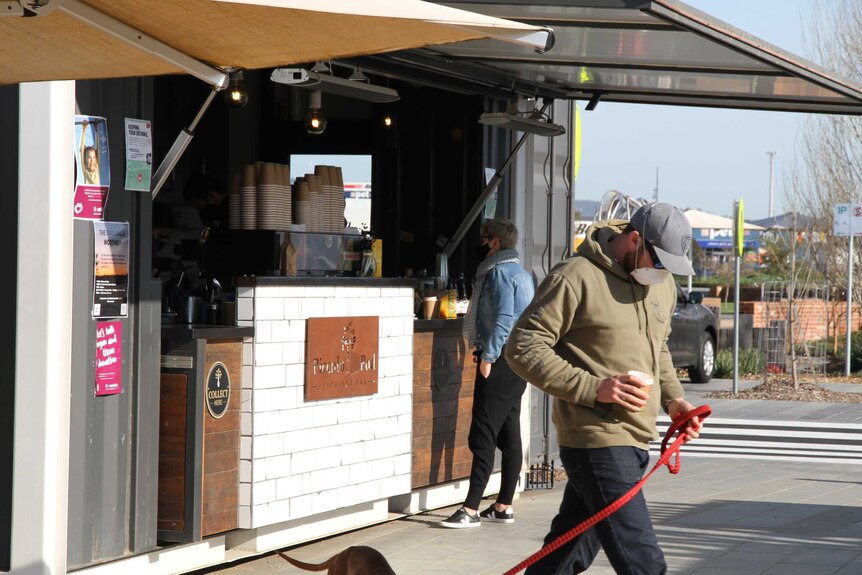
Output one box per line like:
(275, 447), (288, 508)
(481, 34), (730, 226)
(735, 199), (744, 257)
(574, 104), (582, 180)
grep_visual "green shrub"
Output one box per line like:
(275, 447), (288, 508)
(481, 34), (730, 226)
(714, 348), (764, 378)
(834, 331), (862, 372)
(714, 349), (733, 378)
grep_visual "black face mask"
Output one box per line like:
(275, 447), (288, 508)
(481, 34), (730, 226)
(476, 243), (491, 261)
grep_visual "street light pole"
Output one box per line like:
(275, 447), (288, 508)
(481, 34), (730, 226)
(767, 151), (776, 218)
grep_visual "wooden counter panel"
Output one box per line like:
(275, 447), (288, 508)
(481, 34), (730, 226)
(413, 413), (471, 439)
(158, 373), (187, 531)
(202, 341), (242, 537)
(412, 330), (481, 489)
(204, 447), (240, 474)
(412, 397), (472, 421)
(413, 427), (470, 452)
(157, 499), (185, 532)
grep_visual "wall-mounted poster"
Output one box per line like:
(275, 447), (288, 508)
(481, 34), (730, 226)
(124, 118), (152, 192)
(92, 221), (129, 318)
(74, 115), (111, 220)
(95, 321), (122, 396)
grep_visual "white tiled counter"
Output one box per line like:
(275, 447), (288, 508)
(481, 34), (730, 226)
(228, 277), (416, 551)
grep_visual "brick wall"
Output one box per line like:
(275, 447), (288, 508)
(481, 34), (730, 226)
(236, 285), (414, 529)
(740, 299), (862, 343)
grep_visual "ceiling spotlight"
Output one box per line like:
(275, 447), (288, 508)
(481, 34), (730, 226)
(225, 70), (248, 108)
(304, 90), (327, 135)
(310, 61), (330, 73)
(349, 68), (368, 82)
(478, 108), (565, 137)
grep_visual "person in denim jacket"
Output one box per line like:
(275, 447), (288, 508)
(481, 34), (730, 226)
(441, 218), (535, 529)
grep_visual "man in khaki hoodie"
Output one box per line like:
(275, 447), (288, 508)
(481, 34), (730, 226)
(505, 203), (703, 575)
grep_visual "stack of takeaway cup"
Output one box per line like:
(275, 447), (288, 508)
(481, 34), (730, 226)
(315, 165), (333, 232)
(228, 173), (241, 230)
(333, 165), (345, 231)
(293, 177), (311, 228)
(240, 163), (257, 230)
(257, 163), (281, 230)
(305, 173), (323, 232)
(319, 165), (345, 232)
(280, 164), (292, 230)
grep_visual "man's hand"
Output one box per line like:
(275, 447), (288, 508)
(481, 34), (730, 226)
(479, 359), (492, 379)
(596, 375), (650, 412)
(666, 398), (703, 442)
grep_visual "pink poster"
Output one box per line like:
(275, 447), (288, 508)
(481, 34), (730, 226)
(95, 321), (122, 396)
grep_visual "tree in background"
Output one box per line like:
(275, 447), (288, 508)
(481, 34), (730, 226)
(779, 0), (862, 377)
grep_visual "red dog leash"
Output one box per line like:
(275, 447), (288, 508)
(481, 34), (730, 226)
(503, 405), (712, 575)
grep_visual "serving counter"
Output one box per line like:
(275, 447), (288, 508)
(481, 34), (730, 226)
(216, 277), (514, 552)
(159, 324), (254, 543)
(411, 318), (476, 488)
(229, 276), (416, 551)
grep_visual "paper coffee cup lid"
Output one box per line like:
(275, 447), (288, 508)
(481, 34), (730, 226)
(627, 370), (654, 386)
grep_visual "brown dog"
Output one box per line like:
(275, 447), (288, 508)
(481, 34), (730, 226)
(277, 546), (396, 575)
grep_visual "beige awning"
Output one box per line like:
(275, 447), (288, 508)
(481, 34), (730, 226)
(0, 0), (552, 86)
(685, 209), (765, 231)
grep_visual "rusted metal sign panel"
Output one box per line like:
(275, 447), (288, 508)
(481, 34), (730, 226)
(305, 316), (379, 400)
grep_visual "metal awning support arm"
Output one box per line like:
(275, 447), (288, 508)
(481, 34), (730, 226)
(151, 87), (219, 199)
(563, 100), (576, 258)
(443, 101), (550, 258)
(56, 0), (229, 89)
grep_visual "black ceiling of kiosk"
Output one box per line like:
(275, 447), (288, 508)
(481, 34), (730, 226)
(350, 0), (862, 115)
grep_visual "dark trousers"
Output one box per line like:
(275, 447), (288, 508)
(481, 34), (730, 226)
(525, 446), (666, 575)
(464, 357), (527, 510)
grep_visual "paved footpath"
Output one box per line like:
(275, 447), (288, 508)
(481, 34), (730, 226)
(196, 380), (862, 575)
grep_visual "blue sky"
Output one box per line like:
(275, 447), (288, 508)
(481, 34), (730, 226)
(575, 0), (814, 220)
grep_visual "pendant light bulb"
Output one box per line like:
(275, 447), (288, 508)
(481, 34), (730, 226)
(304, 90), (327, 135)
(225, 70), (249, 109)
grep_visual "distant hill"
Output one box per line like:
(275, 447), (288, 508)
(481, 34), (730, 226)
(575, 199), (600, 220)
(749, 212), (812, 229)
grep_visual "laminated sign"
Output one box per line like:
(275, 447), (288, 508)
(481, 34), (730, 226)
(92, 221), (130, 318)
(833, 204), (862, 236)
(73, 115), (111, 220)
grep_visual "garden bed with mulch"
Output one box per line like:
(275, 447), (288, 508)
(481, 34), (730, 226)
(705, 376), (862, 403)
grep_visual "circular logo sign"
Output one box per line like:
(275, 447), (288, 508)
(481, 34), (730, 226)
(432, 346), (451, 391)
(205, 361), (231, 418)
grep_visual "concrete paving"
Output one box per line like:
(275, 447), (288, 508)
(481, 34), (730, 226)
(195, 379), (862, 575)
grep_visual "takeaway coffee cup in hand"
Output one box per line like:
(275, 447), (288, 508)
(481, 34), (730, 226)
(627, 370), (654, 411)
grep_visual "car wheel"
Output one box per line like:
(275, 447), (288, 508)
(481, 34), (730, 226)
(688, 333), (715, 383)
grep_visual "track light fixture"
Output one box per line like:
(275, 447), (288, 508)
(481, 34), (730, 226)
(225, 70), (248, 108)
(271, 68), (400, 103)
(304, 90), (327, 135)
(478, 104), (565, 137)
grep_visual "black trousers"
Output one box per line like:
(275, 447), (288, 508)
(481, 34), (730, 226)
(525, 446), (666, 575)
(464, 356), (527, 510)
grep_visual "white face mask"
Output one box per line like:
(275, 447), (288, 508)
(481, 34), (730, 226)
(631, 267), (671, 285)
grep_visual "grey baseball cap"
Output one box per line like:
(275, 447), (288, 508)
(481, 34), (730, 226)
(630, 202), (695, 276)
